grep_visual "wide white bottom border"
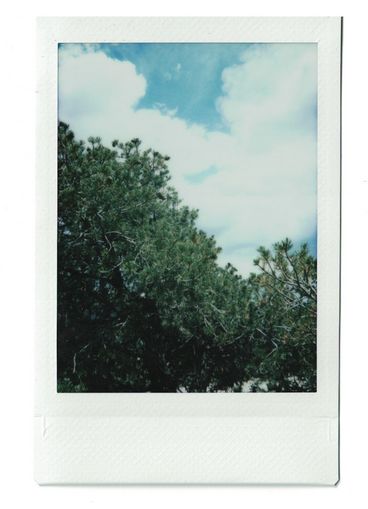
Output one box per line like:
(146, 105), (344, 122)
(34, 416), (338, 485)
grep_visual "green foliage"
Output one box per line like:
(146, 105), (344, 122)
(246, 239), (317, 391)
(57, 122), (317, 392)
(57, 122), (251, 392)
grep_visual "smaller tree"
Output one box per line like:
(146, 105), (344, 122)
(245, 239), (317, 392)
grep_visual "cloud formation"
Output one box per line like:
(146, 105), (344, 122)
(59, 43), (317, 276)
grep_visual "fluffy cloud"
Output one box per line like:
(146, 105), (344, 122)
(58, 44), (317, 276)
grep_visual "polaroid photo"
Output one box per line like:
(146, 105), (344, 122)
(35, 17), (342, 484)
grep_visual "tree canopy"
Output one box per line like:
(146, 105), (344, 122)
(245, 240), (317, 391)
(57, 122), (316, 392)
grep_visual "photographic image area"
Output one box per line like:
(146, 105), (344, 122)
(57, 43), (317, 393)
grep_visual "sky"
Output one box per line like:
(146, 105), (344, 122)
(58, 42), (317, 277)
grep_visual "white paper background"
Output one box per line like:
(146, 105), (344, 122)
(3, 1), (367, 506)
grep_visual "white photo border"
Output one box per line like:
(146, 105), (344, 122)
(35, 17), (341, 485)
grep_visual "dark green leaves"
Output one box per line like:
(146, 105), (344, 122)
(57, 123), (316, 393)
(247, 239), (317, 391)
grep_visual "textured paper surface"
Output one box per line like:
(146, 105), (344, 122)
(35, 17), (341, 484)
(35, 416), (338, 485)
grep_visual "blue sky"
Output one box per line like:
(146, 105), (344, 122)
(59, 43), (317, 276)
(97, 43), (251, 130)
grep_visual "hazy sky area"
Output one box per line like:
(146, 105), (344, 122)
(58, 43), (317, 276)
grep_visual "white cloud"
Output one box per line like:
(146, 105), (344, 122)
(153, 102), (178, 117)
(58, 44), (317, 277)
